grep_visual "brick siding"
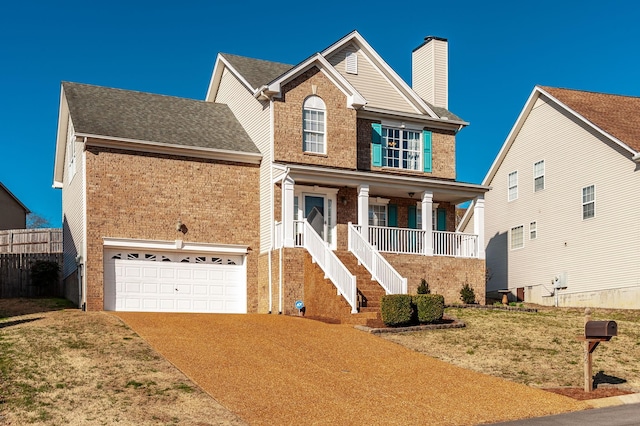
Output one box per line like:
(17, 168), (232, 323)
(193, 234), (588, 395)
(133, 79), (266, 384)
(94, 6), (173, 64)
(84, 145), (260, 311)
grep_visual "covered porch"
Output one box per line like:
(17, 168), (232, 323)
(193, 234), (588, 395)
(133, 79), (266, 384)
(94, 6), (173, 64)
(273, 163), (488, 260)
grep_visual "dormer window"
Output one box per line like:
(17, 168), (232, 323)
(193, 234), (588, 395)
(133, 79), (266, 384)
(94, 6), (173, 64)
(303, 96), (326, 154)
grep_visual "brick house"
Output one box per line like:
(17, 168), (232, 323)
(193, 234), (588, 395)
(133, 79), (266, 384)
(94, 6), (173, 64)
(53, 31), (488, 321)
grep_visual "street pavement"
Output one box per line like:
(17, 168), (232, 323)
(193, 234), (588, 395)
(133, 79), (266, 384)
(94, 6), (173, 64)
(491, 404), (640, 425)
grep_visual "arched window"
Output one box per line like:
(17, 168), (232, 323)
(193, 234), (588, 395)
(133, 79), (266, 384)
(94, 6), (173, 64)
(303, 96), (326, 154)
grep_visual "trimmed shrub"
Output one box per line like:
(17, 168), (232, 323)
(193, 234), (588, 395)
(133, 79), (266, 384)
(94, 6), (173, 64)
(416, 278), (430, 294)
(381, 294), (414, 327)
(413, 294), (445, 323)
(460, 283), (476, 304)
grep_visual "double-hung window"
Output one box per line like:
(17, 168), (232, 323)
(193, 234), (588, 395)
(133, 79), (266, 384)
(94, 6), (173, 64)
(303, 96), (326, 154)
(510, 225), (524, 250)
(368, 204), (387, 227)
(582, 185), (595, 219)
(508, 171), (518, 201)
(382, 128), (422, 171)
(534, 160), (545, 192)
(529, 221), (537, 240)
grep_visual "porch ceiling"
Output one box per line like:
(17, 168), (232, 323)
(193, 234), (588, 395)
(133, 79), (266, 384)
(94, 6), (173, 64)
(278, 163), (490, 205)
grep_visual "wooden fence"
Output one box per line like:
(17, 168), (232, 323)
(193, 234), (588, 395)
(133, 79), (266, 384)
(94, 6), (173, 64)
(0, 228), (63, 254)
(0, 253), (64, 298)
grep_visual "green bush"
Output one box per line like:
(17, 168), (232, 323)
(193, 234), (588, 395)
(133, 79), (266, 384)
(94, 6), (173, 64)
(460, 283), (476, 304)
(381, 294), (414, 327)
(30, 260), (60, 296)
(413, 294), (444, 323)
(416, 278), (430, 294)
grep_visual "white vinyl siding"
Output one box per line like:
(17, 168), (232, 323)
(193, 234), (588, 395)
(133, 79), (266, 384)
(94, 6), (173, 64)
(534, 160), (544, 191)
(412, 37), (448, 109)
(215, 68), (272, 252)
(510, 225), (524, 250)
(484, 94), (640, 307)
(582, 185), (595, 220)
(61, 118), (84, 280)
(508, 171), (518, 201)
(326, 44), (419, 114)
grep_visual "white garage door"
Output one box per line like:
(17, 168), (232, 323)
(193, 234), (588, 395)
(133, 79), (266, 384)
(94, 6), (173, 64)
(104, 250), (247, 313)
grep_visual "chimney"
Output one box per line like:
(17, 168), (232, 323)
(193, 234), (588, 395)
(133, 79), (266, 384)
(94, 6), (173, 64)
(412, 36), (448, 109)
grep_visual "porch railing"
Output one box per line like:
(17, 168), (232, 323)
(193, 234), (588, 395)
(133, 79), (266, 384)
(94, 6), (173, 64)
(304, 221), (357, 313)
(366, 226), (478, 258)
(348, 224), (407, 295)
(273, 220), (305, 249)
(433, 230), (478, 258)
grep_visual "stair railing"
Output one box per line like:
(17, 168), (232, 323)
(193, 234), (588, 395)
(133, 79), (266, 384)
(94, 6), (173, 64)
(348, 223), (407, 295)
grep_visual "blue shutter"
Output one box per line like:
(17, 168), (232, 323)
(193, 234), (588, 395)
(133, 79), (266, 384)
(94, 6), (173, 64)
(408, 206), (417, 229)
(371, 123), (382, 167)
(388, 204), (398, 227)
(423, 130), (432, 172)
(437, 208), (446, 231)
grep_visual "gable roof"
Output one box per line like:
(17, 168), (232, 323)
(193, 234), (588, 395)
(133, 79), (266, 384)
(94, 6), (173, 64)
(0, 182), (30, 214)
(540, 86), (640, 152)
(63, 82), (259, 154)
(207, 31), (466, 125)
(220, 53), (293, 90)
(458, 85), (640, 231)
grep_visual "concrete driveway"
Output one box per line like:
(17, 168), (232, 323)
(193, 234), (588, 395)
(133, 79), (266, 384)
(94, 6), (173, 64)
(114, 313), (586, 425)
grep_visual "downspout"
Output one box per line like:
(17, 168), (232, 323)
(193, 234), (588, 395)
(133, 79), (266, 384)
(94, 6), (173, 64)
(277, 165), (291, 315)
(268, 97), (275, 314)
(81, 138), (88, 311)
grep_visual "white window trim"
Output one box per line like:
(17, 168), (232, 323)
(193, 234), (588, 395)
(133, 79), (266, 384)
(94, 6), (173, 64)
(582, 184), (596, 220)
(293, 185), (338, 249)
(381, 126), (422, 171)
(368, 202), (388, 227)
(508, 171), (518, 202)
(533, 160), (545, 192)
(510, 224), (525, 250)
(303, 96), (326, 154)
(529, 221), (537, 240)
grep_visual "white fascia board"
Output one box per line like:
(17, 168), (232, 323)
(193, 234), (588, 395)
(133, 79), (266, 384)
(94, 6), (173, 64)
(205, 54), (257, 102)
(358, 107), (468, 131)
(632, 152), (640, 162)
(267, 54), (366, 108)
(537, 86), (638, 159)
(52, 87), (69, 188)
(103, 237), (249, 254)
(321, 31), (438, 118)
(79, 134), (262, 165)
(280, 163), (490, 194)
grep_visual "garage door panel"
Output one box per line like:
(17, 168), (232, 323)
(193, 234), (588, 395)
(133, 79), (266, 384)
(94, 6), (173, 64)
(104, 250), (247, 313)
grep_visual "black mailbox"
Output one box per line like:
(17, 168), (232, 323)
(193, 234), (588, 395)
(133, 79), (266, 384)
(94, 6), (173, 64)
(585, 320), (617, 340)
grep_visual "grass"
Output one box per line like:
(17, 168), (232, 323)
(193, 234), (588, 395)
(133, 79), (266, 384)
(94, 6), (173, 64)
(0, 298), (247, 425)
(383, 305), (640, 390)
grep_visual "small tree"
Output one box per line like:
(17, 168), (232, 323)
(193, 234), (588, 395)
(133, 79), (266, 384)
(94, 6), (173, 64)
(460, 282), (476, 304)
(27, 213), (52, 229)
(416, 278), (430, 294)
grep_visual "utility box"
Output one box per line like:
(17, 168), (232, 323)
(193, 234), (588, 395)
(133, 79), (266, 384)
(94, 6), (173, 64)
(585, 320), (617, 340)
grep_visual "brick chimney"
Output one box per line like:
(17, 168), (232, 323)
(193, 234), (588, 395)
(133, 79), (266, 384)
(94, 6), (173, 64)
(412, 36), (448, 109)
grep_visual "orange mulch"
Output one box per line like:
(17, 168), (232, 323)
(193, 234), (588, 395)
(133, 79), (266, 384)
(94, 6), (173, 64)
(114, 313), (588, 426)
(543, 387), (636, 401)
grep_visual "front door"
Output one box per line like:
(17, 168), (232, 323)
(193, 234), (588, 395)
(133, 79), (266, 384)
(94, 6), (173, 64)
(304, 195), (325, 239)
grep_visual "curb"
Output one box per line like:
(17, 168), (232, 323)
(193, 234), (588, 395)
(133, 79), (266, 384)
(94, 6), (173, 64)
(355, 318), (466, 334)
(586, 392), (640, 408)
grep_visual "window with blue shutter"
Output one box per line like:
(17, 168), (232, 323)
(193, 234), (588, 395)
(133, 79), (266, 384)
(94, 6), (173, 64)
(423, 130), (432, 172)
(371, 123), (382, 167)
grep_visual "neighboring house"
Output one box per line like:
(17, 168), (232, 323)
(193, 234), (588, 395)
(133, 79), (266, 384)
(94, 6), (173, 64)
(53, 31), (489, 320)
(0, 182), (29, 230)
(461, 86), (640, 309)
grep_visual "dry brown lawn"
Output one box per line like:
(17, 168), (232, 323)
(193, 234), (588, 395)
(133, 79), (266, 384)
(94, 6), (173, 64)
(0, 298), (246, 426)
(382, 305), (640, 392)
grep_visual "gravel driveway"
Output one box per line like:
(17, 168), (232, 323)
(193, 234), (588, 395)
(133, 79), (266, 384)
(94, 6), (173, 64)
(114, 313), (587, 425)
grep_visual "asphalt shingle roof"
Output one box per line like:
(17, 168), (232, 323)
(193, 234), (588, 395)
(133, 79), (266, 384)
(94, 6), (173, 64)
(63, 82), (260, 154)
(220, 53), (293, 90)
(542, 86), (640, 152)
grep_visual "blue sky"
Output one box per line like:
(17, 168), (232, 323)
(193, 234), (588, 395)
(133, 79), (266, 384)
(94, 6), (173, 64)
(1, 0), (638, 228)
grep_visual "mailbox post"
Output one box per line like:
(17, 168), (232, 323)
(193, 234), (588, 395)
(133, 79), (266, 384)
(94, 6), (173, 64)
(580, 308), (617, 392)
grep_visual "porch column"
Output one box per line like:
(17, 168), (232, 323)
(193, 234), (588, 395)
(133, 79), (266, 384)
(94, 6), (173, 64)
(421, 191), (433, 256)
(357, 185), (369, 238)
(473, 195), (486, 259)
(282, 175), (295, 248)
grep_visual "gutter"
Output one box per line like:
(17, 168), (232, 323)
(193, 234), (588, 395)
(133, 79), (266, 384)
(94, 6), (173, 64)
(633, 152), (640, 163)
